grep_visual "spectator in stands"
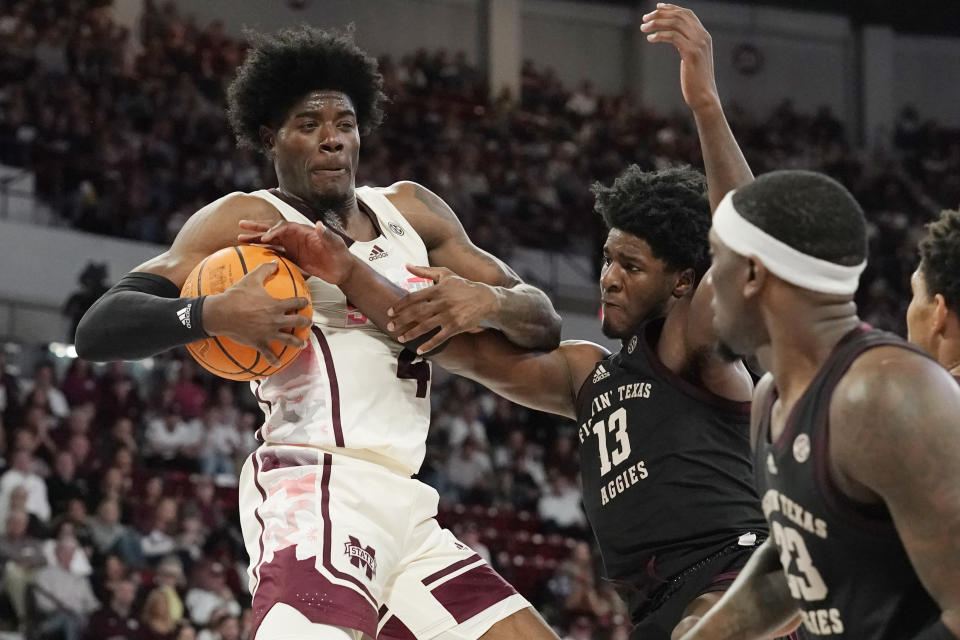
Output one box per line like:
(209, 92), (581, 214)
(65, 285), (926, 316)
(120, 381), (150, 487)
(91, 552), (131, 603)
(0, 351), (22, 427)
(21, 361), (69, 419)
(198, 406), (240, 476)
(33, 533), (100, 640)
(184, 561), (241, 628)
(445, 434), (494, 503)
(562, 614), (595, 640)
(55, 403), (96, 450)
(68, 432), (99, 477)
(176, 622), (198, 640)
(141, 585), (178, 639)
(537, 472), (588, 536)
(144, 404), (200, 471)
(0, 448), (50, 523)
(61, 358), (100, 408)
(182, 475), (227, 533)
(446, 398), (488, 449)
(82, 576), (140, 640)
(175, 511), (209, 565)
(50, 497), (96, 554)
(169, 361), (207, 421)
(63, 261), (110, 342)
(88, 497), (142, 566)
(154, 554), (187, 625)
(458, 521), (493, 565)
(141, 497), (180, 565)
(198, 613), (241, 640)
(96, 372), (145, 428)
(0, 508), (46, 626)
(47, 448), (90, 515)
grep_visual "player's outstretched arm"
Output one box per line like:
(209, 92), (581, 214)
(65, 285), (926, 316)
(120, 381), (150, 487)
(432, 334), (607, 419)
(383, 181), (562, 353)
(642, 3), (753, 211)
(75, 194), (310, 364)
(239, 218), (604, 417)
(643, 4), (753, 397)
(832, 349), (960, 639)
(678, 539), (802, 640)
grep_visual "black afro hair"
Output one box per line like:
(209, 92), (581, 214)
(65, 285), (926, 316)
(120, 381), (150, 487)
(227, 25), (386, 151)
(592, 165), (712, 279)
(919, 207), (960, 313)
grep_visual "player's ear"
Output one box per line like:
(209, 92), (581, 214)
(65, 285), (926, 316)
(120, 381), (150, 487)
(672, 267), (696, 298)
(743, 256), (766, 300)
(933, 293), (951, 337)
(260, 126), (277, 158)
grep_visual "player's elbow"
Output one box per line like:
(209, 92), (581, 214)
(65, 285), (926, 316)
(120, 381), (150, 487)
(543, 309), (562, 349)
(74, 312), (103, 361)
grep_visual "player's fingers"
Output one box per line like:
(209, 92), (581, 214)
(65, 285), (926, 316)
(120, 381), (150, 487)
(646, 29), (689, 45)
(279, 296), (311, 312)
(242, 261), (279, 285)
(641, 17), (692, 40)
(280, 312), (313, 329)
(272, 332), (307, 350)
(256, 343), (281, 367)
(238, 219), (272, 232)
(397, 317), (441, 344)
(387, 289), (432, 318)
(406, 264), (448, 282)
(236, 233), (264, 244)
(416, 327), (452, 355)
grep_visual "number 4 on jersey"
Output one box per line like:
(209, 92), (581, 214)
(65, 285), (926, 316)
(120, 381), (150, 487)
(396, 349), (429, 398)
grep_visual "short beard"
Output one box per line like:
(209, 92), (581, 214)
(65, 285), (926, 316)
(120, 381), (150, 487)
(715, 340), (743, 363)
(601, 318), (629, 340)
(308, 191), (352, 217)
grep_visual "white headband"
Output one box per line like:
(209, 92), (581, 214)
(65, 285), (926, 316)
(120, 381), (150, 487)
(712, 190), (866, 296)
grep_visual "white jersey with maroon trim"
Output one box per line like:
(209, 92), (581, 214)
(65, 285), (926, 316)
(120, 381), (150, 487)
(246, 186), (433, 475)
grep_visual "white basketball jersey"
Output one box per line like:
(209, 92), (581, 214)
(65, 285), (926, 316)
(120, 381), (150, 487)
(246, 186), (433, 475)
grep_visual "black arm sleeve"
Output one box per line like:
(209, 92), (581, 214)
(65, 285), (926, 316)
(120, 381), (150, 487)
(74, 272), (209, 362)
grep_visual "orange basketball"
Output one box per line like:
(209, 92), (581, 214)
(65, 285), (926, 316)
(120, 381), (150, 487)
(180, 245), (312, 381)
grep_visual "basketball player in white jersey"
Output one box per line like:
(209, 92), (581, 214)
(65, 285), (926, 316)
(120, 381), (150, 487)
(76, 26), (562, 640)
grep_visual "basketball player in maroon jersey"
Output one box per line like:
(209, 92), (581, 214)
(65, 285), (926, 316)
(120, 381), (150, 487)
(679, 171), (960, 639)
(907, 207), (960, 385)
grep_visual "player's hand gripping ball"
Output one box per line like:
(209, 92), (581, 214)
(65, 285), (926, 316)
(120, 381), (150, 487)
(181, 245), (312, 380)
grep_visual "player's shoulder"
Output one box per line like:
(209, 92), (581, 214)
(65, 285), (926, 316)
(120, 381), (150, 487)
(560, 339), (610, 362)
(199, 191), (281, 224)
(832, 344), (959, 437)
(380, 181), (453, 219)
(378, 181), (460, 247)
(562, 340), (611, 397)
(837, 345), (944, 407)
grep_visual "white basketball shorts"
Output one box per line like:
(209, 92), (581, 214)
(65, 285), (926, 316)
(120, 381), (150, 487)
(239, 445), (529, 639)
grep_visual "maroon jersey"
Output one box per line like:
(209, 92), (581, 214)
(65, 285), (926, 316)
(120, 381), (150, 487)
(754, 326), (939, 638)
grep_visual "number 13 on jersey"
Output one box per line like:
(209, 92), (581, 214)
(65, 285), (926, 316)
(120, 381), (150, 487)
(589, 407), (635, 476)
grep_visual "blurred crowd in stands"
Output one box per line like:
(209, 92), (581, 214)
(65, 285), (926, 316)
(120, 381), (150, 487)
(0, 349), (623, 640)
(2, 0), (959, 638)
(3, 0), (960, 333)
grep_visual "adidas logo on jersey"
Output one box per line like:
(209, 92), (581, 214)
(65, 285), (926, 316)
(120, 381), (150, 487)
(368, 245), (388, 261)
(592, 365), (610, 383)
(177, 304), (192, 329)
